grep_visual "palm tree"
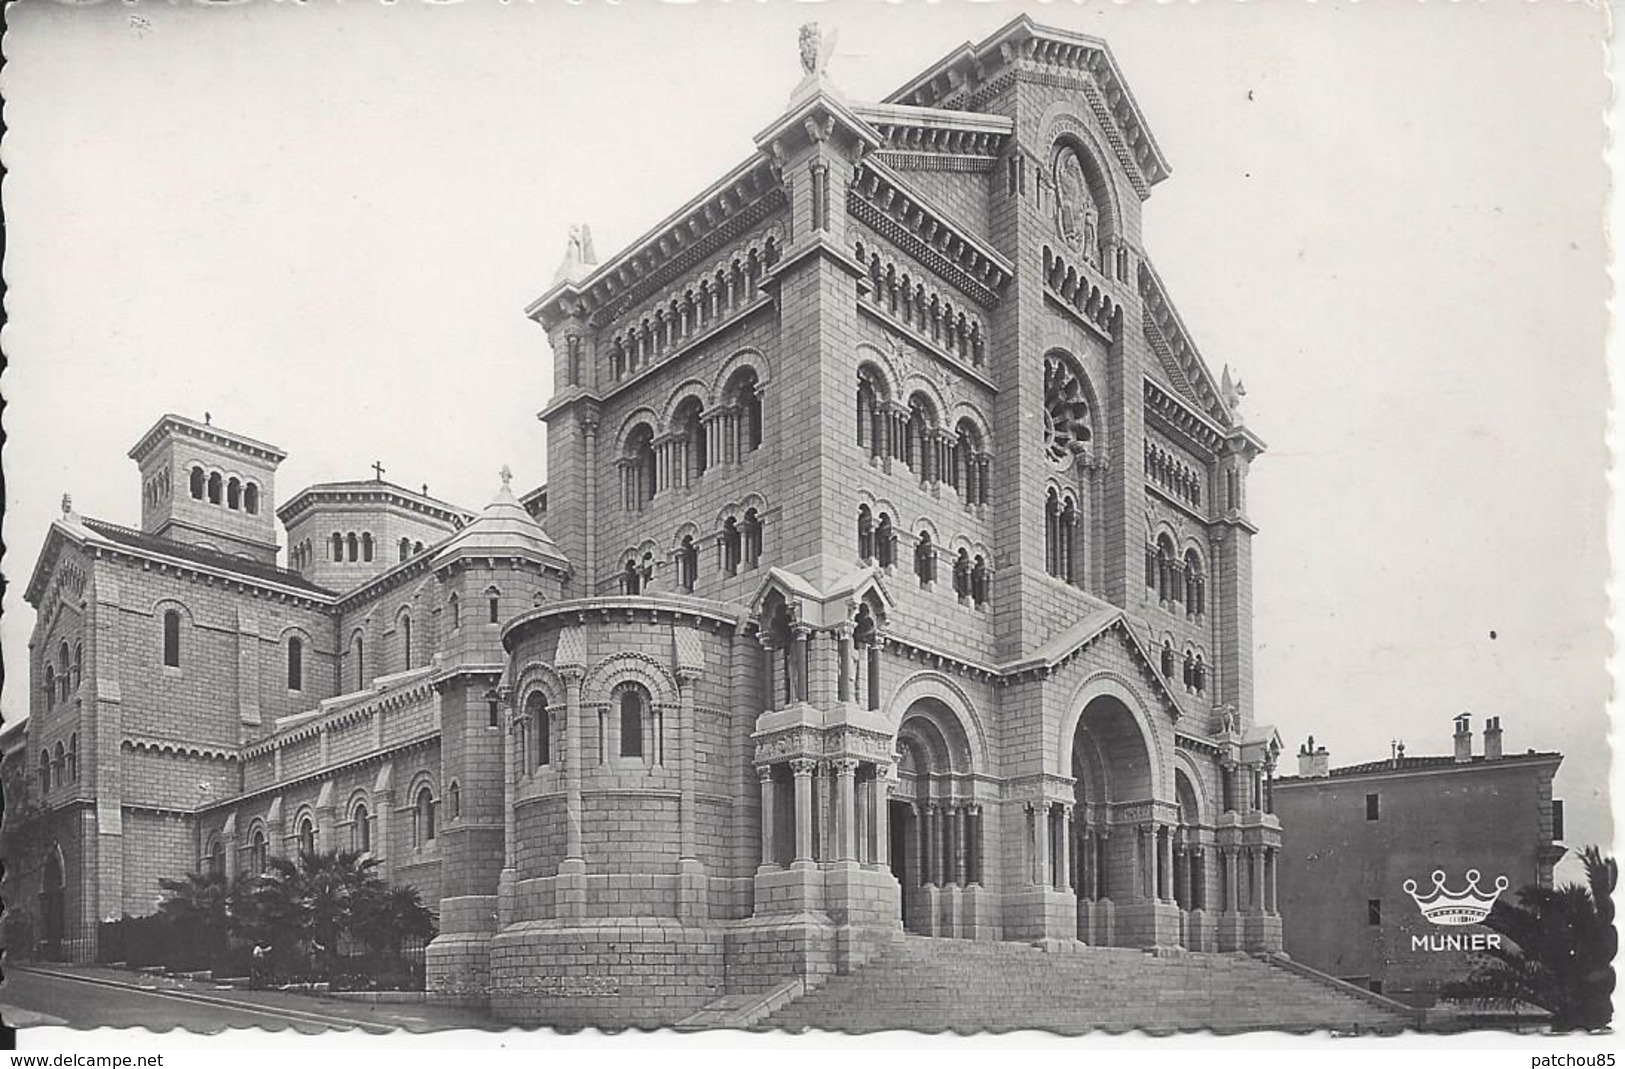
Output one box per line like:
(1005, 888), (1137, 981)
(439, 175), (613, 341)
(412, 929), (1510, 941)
(232, 849), (383, 978)
(352, 883), (436, 959)
(1445, 846), (1616, 1030)
(156, 869), (232, 967)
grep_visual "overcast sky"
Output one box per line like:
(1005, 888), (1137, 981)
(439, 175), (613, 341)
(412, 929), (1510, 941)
(3, 0), (1612, 872)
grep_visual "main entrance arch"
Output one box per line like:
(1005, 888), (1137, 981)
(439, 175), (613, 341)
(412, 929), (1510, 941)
(40, 845), (65, 961)
(888, 698), (984, 938)
(1068, 689), (1171, 947)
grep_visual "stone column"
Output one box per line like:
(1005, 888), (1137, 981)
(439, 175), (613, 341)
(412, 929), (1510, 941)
(952, 805), (967, 886)
(874, 764), (893, 870)
(912, 802), (927, 886)
(1032, 804), (1050, 887)
(1252, 848), (1265, 912)
(676, 670), (698, 860)
(762, 641), (781, 713)
(834, 759), (859, 862)
(1267, 848), (1278, 914)
(1057, 806), (1073, 892)
(502, 708), (517, 869)
(835, 626), (853, 704)
(563, 670), (585, 860)
(814, 760), (831, 862)
(790, 626), (809, 704)
(1160, 825), (1175, 902)
(791, 759), (816, 864)
(758, 765), (777, 869)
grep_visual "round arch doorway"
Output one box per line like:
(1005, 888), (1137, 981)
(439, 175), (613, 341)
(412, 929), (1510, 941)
(1070, 692), (1163, 947)
(887, 699), (985, 939)
(40, 845), (66, 961)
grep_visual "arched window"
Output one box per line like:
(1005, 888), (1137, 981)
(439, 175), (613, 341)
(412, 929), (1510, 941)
(487, 693), (501, 727)
(227, 477), (242, 510)
(1059, 496), (1078, 586)
(971, 555), (990, 607)
(68, 734), (78, 783)
(353, 634), (365, 690)
(856, 375), (876, 452)
(362, 533), (374, 562)
(857, 505), (874, 561)
(346, 533), (359, 563)
(190, 467), (205, 499)
(207, 472), (223, 505)
(162, 609), (182, 668)
(1045, 489), (1061, 577)
(624, 424), (657, 509)
(333, 532), (344, 562)
(414, 541), (423, 555)
(58, 643), (71, 702)
(448, 781), (461, 822)
(853, 602), (881, 711)
(206, 838), (225, 879)
(728, 368), (763, 456)
(414, 786), (436, 846)
(1161, 640), (1175, 678)
(914, 531), (936, 587)
(1194, 652), (1208, 694)
(287, 636), (304, 691)
(875, 512), (896, 569)
(620, 558), (642, 595)
(1184, 550), (1206, 617)
(677, 535), (699, 593)
(1182, 649), (1196, 690)
(250, 829), (268, 873)
(487, 589), (500, 624)
(44, 665), (55, 709)
(353, 803), (371, 852)
(401, 615), (413, 671)
(953, 549), (972, 598)
(955, 419), (989, 506)
(298, 816), (316, 856)
(244, 483), (260, 515)
(619, 687), (648, 759)
(72, 643), (82, 691)
(52, 743), (65, 790)
(399, 538), (411, 563)
(1156, 535), (1177, 604)
(721, 517), (741, 577)
(38, 750), (50, 793)
(527, 692), (550, 768)
(742, 508), (763, 568)
(676, 398), (707, 483)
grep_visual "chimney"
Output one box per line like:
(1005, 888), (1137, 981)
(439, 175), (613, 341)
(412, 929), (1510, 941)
(1453, 713), (1473, 763)
(1483, 716), (1504, 760)
(1296, 735), (1330, 778)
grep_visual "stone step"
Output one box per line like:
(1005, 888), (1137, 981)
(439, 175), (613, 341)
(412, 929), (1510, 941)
(761, 936), (1412, 1034)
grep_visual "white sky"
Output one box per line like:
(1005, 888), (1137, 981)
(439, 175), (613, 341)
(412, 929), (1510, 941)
(2, 0), (1612, 872)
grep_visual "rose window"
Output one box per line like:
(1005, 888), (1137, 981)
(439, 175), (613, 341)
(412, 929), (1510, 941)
(1044, 354), (1093, 468)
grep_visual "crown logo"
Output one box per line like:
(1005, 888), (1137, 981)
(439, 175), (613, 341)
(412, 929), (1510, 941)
(1403, 869), (1509, 926)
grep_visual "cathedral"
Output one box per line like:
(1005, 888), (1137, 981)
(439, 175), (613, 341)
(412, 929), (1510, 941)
(17, 16), (1283, 1027)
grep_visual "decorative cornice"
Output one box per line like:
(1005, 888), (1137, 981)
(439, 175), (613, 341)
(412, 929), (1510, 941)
(848, 161), (1013, 308)
(128, 413), (287, 466)
(1139, 265), (1231, 426)
(277, 483), (473, 529)
(1144, 377), (1226, 460)
(882, 16), (1171, 190)
(123, 735), (240, 762)
(527, 158), (783, 332)
(502, 594), (744, 653)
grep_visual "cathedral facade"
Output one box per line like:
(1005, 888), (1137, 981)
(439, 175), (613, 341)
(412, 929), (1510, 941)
(17, 17), (1282, 1027)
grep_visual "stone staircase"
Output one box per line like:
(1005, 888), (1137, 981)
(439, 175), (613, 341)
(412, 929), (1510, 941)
(760, 935), (1417, 1035)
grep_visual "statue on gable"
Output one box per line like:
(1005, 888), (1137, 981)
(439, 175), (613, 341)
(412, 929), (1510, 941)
(1221, 364), (1247, 424)
(799, 22), (837, 78)
(552, 223), (599, 286)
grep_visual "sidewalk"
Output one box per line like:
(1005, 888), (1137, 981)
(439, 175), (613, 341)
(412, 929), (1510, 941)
(8, 962), (504, 1033)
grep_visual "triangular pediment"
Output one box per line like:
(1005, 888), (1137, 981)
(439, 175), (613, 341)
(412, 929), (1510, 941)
(747, 561), (895, 631)
(1005, 607), (1187, 723)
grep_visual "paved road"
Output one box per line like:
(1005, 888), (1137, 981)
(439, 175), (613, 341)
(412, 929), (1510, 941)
(1, 965), (500, 1036)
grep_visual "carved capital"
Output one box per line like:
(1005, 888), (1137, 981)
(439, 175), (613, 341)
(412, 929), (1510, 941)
(789, 758), (818, 778)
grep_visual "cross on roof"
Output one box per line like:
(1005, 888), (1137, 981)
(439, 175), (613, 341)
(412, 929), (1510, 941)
(500, 464), (513, 490)
(371, 460), (386, 481)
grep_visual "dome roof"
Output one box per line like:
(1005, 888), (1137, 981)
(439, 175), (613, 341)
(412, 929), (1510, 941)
(431, 467), (569, 571)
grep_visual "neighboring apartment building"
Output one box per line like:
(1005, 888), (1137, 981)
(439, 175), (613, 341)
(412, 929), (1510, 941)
(1273, 715), (1565, 1006)
(16, 17), (1283, 1026)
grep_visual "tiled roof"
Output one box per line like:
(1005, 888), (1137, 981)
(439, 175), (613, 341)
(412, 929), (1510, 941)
(82, 518), (334, 596)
